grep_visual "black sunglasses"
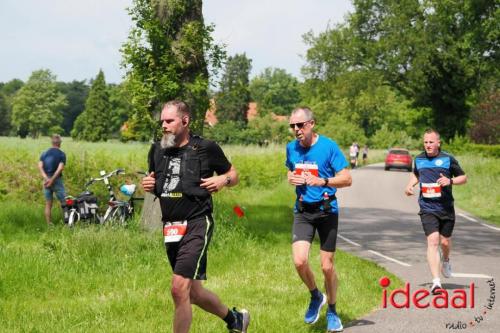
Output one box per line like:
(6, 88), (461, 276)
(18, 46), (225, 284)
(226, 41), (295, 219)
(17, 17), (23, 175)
(289, 120), (312, 129)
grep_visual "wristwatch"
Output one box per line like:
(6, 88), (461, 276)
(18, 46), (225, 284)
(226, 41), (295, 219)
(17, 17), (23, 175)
(225, 175), (231, 185)
(323, 178), (329, 186)
(450, 178), (453, 185)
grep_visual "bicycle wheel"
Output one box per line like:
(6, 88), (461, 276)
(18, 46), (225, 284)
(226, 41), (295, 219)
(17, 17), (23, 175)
(68, 210), (79, 227)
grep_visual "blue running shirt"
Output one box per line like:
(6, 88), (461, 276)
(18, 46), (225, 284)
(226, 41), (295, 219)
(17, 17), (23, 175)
(286, 135), (348, 213)
(413, 151), (465, 213)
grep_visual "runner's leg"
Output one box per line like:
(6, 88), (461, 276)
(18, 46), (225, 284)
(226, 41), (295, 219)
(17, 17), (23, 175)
(426, 232), (441, 279)
(293, 241), (317, 290)
(171, 274), (193, 333)
(190, 280), (229, 318)
(320, 250), (337, 305)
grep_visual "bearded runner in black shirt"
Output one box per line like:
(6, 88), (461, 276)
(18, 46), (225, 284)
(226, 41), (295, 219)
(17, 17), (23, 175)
(142, 100), (249, 333)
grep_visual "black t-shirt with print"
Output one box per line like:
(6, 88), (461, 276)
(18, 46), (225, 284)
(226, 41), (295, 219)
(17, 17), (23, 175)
(149, 136), (231, 221)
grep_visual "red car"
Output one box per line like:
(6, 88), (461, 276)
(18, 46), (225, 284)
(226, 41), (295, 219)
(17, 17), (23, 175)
(385, 148), (412, 172)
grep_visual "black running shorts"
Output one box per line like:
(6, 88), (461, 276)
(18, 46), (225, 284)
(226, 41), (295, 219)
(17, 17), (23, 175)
(293, 211), (339, 252)
(419, 211), (455, 238)
(165, 215), (214, 280)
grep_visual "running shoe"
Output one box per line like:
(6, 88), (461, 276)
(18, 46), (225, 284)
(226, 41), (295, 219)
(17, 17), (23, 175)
(227, 308), (250, 333)
(326, 308), (343, 332)
(431, 281), (443, 295)
(442, 259), (452, 278)
(304, 293), (326, 324)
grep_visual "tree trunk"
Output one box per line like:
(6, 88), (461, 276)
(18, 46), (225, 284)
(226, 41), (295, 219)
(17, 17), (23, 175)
(140, 192), (162, 230)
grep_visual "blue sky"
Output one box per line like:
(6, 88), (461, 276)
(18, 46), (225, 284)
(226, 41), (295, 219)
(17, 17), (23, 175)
(0, 0), (352, 83)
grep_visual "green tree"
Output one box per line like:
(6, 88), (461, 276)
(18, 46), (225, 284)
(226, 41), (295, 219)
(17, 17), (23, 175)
(11, 70), (67, 138)
(249, 67), (301, 116)
(71, 70), (111, 141)
(303, 0), (499, 139)
(470, 85), (499, 144)
(216, 53), (252, 123)
(121, 0), (224, 141)
(57, 80), (89, 135)
(108, 83), (133, 137)
(0, 79), (25, 136)
(0, 93), (9, 135)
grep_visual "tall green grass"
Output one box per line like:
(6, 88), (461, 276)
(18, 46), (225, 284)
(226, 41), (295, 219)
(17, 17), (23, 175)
(453, 154), (499, 224)
(0, 137), (403, 332)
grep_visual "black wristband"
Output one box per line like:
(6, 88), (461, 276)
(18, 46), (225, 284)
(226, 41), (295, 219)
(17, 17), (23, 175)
(323, 178), (329, 186)
(450, 178), (453, 185)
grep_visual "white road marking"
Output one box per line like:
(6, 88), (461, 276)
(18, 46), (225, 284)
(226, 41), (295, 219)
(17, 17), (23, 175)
(368, 250), (412, 267)
(459, 213), (500, 231)
(479, 223), (500, 232)
(459, 213), (478, 222)
(451, 273), (493, 279)
(338, 234), (361, 247)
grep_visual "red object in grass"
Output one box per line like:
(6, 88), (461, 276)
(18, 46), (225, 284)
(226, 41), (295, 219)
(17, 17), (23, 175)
(233, 205), (244, 218)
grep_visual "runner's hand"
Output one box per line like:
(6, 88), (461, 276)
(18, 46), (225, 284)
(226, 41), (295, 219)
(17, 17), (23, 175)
(405, 185), (414, 196)
(437, 173), (451, 187)
(142, 172), (156, 193)
(200, 175), (226, 193)
(304, 172), (324, 186)
(288, 171), (306, 186)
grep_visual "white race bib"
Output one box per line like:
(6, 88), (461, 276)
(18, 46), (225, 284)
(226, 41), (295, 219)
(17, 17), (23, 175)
(163, 221), (187, 243)
(294, 162), (319, 177)
(421, 183), (442, 198)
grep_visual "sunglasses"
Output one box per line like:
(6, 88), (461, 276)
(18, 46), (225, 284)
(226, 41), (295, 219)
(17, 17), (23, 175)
(289, 120), (312, 129)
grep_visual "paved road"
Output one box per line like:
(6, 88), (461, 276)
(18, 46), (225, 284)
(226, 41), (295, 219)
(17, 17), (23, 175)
(336, 163), (499, 333)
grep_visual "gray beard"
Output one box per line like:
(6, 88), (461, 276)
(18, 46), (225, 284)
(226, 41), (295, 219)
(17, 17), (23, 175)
(160, 133), (176, 148)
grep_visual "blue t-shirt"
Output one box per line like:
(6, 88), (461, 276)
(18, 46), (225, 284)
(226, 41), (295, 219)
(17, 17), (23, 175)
(286, 135), (348, 213)
(40, 148), (66, 177)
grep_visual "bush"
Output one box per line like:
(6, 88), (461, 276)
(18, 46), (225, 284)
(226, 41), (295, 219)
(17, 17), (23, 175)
(445, 135), (500, 157)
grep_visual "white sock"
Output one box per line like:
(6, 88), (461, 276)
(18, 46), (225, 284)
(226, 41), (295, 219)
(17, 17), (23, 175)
(432, 277), (441, 285)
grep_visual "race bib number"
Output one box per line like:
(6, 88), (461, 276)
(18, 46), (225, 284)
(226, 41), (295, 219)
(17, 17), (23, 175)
(163, 221), (187, 243)
(294, 162), (319, 177)
(421, 183), (441, 198)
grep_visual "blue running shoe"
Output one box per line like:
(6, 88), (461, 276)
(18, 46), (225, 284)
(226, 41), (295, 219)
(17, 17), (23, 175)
(304, 293), (326, 324)
(326, 308), (343, 332)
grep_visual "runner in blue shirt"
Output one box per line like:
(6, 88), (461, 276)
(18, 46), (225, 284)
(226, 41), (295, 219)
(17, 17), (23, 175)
(38, 134), (66, 225)
(405, 129), (467, 294)
(286, 107), (352, 333)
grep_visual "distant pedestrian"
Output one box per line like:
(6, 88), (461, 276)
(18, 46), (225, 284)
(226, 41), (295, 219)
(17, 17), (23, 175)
(362, 145), (368, 164)
(349, 143), (357, 169)
(405, 129), (467, 294)
(38, 134), (66, 225)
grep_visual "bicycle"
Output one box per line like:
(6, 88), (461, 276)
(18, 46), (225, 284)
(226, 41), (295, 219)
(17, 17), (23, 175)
(63, 190), (100, 227)
(86, 169), (145, 225)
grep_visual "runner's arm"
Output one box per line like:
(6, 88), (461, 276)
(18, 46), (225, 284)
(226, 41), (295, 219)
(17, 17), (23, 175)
(405, 173), (419, 196)
(323, 168), (352, 188)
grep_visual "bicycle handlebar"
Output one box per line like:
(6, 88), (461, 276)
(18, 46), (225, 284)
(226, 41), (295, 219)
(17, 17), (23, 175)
(85, 169), (126, 187)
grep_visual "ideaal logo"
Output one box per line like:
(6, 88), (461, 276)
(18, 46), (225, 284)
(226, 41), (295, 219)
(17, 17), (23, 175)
(379, 277), (474, 309)
(379, 277), (496, 330)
